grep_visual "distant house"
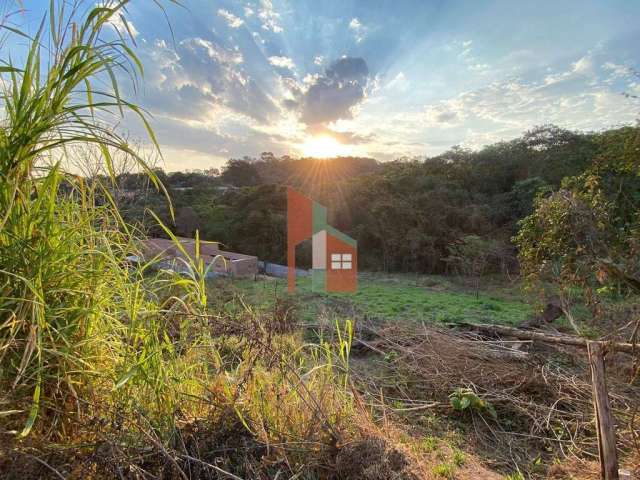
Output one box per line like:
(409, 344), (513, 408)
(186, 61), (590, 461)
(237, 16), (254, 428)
(140, 236), (257, 277)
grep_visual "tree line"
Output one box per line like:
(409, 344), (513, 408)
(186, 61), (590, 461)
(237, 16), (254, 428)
(115, 125), (640, 290)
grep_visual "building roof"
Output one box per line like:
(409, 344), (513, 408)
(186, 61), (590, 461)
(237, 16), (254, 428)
(141, 237), (256, 262)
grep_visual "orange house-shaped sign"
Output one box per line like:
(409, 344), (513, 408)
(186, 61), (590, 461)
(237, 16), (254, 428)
(287, 187), (357, 293)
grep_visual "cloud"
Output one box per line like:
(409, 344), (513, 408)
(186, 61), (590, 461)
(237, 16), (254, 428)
(603, 61), (632, 81)
(355, 50), (639, 160)
(181, 37), (243, 66)
(451, 39), (493, 75)
(217, 9), (244, 28)
(544, 54), (594, 85)
(572, 55), (593, 74)
(286, 56), (371, 127)
(251, 31), (266, 45)
(308, 124), (375, 144)
(258, 0), (283, 33)
(103, 8), (138, 38)
(460, 40), (472, 58)
(300, 73), (319, 85)
(348, 17), (365, 43)
(314, 55), (324, 66)
(151, 116), (288, 156)
(469, 63), (490, 73)
(268, 55), (295, 70)
(424, 103), (462, 126)
(349, 18), (361, 30)
(133, 115), (290, 171)
(385, 71), (408, 91)
(243, 6), (254, 17)
(139, 37), (279, 124)
(420, 69), (638, 145)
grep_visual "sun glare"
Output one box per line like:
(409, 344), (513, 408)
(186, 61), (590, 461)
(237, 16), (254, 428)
(300, 135), (352, 158)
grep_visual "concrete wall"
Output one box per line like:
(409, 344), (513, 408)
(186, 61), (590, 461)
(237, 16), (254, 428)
(231, 257), (258, 276)
(258, 261), (309, 278)
(143, 237), (258, 278)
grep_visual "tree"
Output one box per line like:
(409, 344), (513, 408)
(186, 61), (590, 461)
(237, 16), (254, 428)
(221, 159), (261, 186)
(510, 177), (551, 218)
(445, 235), (504, 298)
(175, 206), (200, 237)
(515, 126), (640, 316)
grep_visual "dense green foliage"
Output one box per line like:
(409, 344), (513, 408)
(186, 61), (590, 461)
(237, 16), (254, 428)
(515, 126), (640, 306)
(119, 125), (636, 275)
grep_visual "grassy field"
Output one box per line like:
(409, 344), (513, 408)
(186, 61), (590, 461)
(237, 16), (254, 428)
(210, 272), (534, 327)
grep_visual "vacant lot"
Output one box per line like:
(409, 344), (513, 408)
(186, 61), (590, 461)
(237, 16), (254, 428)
(210, 272), (534, 326)
(205, 273), (640, 478)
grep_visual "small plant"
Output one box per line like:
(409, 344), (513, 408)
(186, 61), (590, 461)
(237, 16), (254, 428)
(419, 413), (438, 427)
(384, 350), (399, 362)
(421, 435), (438, 453)
(452, 448), (466, 467)
(433, 462), (456, 479)
(449, 387), (497, 420)
(504, 472), (525, 480)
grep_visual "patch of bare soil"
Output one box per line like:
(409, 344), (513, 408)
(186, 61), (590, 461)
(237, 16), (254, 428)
(336, 436), (417, 480)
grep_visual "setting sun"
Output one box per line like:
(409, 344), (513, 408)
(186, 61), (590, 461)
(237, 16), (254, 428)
(300, 135), (352, 158)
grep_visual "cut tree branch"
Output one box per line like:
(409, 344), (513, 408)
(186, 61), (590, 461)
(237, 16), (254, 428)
(455, 323), (638, 355)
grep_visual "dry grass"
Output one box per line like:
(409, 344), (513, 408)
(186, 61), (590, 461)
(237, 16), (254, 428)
(346, 321), (640, 478)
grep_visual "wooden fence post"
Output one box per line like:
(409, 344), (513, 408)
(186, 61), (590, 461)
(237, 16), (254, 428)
(588, 341), (619, 480)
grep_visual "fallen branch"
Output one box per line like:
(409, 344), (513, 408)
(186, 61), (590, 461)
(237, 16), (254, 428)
(455, 323), (638, 355)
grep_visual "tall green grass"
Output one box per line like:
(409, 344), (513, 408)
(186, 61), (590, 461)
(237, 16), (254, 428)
(0, 0), (185, 437)
(0, 3), (357, 466)
(0, 4), (367, 478)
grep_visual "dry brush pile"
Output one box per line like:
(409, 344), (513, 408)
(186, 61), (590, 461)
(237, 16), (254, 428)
(346, 320), (640, 477)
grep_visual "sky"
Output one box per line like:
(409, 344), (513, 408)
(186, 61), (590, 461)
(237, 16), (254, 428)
(8, 0), (640, 170)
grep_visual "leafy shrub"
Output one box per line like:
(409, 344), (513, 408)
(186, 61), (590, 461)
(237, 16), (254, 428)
(449, 387), (497, 420)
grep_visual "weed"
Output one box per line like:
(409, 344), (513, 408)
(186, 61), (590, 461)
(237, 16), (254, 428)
(504, 472), (525, 480)
(452, 448), (466, 467)
(433, 462), (457, 478)
(449, 387), (498, 420)
(384, 350), (399, 362)
(0, 0), (174, 437)
(421, 435), (439, 453)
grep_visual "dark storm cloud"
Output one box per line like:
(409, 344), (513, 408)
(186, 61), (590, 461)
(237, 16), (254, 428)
(288, 57), (371, 127)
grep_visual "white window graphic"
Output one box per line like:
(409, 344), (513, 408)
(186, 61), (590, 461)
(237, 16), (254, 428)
(331, 253), (352, 270)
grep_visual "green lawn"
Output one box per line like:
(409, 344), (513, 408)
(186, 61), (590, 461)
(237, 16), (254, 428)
(211, 273), (533, 327)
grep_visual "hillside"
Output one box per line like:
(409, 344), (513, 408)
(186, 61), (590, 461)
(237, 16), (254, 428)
(119, 125), (638, 274)
(1, 2), (640, 479)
